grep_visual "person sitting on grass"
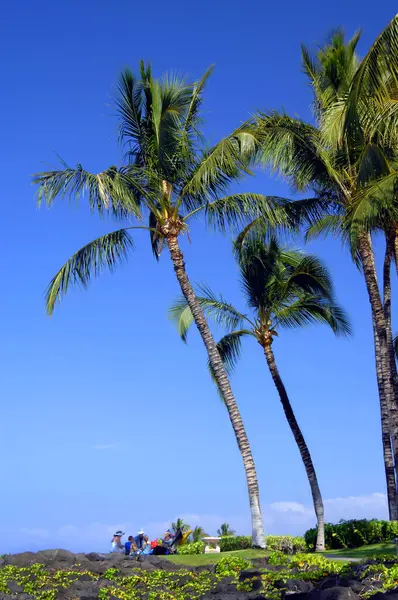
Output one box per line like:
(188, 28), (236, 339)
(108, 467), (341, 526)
(110, 531), (125, 553)
(162, 530), (174, 549)
(142, 535), (152, 555)
(134, 529), (146, 552)
(124, 535), (136, 556)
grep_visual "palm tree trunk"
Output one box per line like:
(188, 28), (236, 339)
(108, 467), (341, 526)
(384, 235), (398, 410)
(393, 230), (398, 268)
(374, 322), (398, 520)
(357, 233), (398, 475)
(382, 235), (398, 520)
(262, 341), (325, 551)
(166, 233), (266, 548)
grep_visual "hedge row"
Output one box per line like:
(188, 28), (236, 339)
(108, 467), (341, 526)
(177, 535), (307, 555)
(219, 535), (306, 553)
(304, 519), (398, 550)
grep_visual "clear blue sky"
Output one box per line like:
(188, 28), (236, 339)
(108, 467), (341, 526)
(0, 0), (397, 553)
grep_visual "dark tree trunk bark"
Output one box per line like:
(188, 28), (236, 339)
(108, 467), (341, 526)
(262, 341), (325, 551)
(384, 235), (398, 406)
(358, 233), (398, 476)
(382, 235), (398, 520)
(166, 233), (266, 547)
(374, 322), (398, 520)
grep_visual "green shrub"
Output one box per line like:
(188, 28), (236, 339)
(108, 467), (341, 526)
(268, 551), (290, 566)
(290, 553), (346, 575)
(220, 535), (252, 552)
(265, 535), (307, 553)
(215, 555), (252, 577)
(177, 541), (205, 555)
(103, 568), (120, 580)
(304, 519), (398, 551)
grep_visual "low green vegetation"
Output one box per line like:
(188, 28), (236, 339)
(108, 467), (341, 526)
(218, 534), (307, 553)
(7, 552), (398, 599)
(323, 543), (397, 559)
(167, 548), (266, 566)
(305, 519), (398, 551)
(175, 541), (205, 555)
(0, 553), (349, 599)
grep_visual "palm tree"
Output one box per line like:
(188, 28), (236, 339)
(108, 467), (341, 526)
(217, 522), (236, 537)
(171, 237), (351, 551)
(246, 21), (398, 517)
(33, 62), (284, 547)
(171, 518), (190, 534)
(191, 526), (208, 542)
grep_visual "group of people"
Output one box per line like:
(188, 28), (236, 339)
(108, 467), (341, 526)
(110, 529), (178, 556)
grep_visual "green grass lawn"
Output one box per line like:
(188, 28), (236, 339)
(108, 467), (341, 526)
(323, 542), (397, 559)
(166, 542), (398, 567)
(166, 548), (267, 566)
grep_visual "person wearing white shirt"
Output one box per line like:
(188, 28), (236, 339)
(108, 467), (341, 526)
(110, 530), (125, 553)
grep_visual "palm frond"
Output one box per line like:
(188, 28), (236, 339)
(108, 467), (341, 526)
(255, 112), (330, 192)
(34, 164), (143, 218)
(301, 43), (319, 86)
(348, 170), (398, 251)
(232, 197), (331, 253)
(199, 193), (291, 233)
(209, 330), (251, 378)
(356, 143), (391, 188)
(116, 68), (144, 154)
(305, 214), (344, 240)
(169, 286), (250, 342)
(283, 196), (334, 228)
(196, 284), (251, 329)
(149, 211), (163, 260)
(287, 255), (335, 299)
(347, 15), (398, 116)
(237, 236), (281, 310)
(168, 301), (194, 343)
(178, 120), (260, 208)
(157, 77), (196, 178)
(46, 229), (134, 315)
(183, 65), (215, 137)
(275, 296), (352, 336)
(320, 96), (350, 148)
(365, 97), (398, 145)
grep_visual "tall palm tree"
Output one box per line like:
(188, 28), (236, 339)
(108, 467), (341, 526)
(171, 518), (190, 534)
(246, 21), (398, 516)
(170, 237), (351, 551)
(191, 526), (208, 542)
(217, 522), (236, 537)
(33, 62), (284, 547)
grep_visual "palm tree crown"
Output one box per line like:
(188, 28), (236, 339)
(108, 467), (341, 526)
(217, 523), (236, 537)
(171, 518), (190, 534)
(34, 61), (284, 314)
(171, 237), (351, 364)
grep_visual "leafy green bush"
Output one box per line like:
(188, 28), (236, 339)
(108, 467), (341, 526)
(220, 534), (306, 553)
(265, 535), (307, 553)
(103, 567), (120, 580)
(0, 565), (219, 600)
(215, 555), (252, 577)
(359, 563), (398, 597)
(219, 535), (252, 551)
(177, 541), (205, 555)
(305, 519), (398, 550)
(290, 553), (345, 574)
(268, 551), (291, 566)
